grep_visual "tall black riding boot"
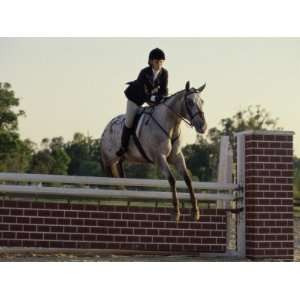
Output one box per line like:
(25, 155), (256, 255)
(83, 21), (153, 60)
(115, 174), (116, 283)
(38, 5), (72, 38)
(116, 125), (132, 157)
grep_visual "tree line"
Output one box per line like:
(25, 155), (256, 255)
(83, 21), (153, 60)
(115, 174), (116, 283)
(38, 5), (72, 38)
(1, 82), (299, 188)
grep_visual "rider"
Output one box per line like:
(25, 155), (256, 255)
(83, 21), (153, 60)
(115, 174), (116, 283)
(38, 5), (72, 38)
(116, 48), (169, 157)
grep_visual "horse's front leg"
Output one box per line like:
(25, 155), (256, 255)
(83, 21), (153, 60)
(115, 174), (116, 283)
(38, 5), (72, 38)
(156, 154), (180, 222)
(170, 152), (200, 221)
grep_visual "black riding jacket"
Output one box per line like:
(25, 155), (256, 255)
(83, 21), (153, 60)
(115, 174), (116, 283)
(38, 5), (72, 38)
(124, 66), (169, 106)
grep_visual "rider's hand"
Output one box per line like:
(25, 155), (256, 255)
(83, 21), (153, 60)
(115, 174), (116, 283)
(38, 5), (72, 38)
(150, 95), (157, 103)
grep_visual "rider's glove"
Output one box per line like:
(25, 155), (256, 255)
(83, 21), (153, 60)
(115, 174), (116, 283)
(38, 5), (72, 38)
(150, 95), (157, 102)
(150, 95), (164, 103)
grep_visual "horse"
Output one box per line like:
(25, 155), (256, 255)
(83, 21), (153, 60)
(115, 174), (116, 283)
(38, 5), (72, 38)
(100, 81), (207, 222)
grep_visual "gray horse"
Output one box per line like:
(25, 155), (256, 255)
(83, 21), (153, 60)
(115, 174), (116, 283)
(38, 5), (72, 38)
(100, 82), (207, 222)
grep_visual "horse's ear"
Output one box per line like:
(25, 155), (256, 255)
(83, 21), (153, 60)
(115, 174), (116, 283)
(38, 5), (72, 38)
(185, 81), (190, 91)
(197, 83), (206, 93)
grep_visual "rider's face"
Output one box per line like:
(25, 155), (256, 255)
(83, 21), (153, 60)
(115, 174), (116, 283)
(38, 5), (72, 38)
(150, 59), (164, 71)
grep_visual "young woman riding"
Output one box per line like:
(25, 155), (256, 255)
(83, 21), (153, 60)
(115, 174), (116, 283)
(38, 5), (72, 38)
(116, 48), (169, 157)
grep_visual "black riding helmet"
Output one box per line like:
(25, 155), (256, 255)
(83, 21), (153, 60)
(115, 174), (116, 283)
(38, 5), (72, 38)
(148, 48), (165, 64)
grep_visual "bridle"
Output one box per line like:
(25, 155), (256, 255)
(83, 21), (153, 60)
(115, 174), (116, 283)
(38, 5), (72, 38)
(161, 90), (205, 128)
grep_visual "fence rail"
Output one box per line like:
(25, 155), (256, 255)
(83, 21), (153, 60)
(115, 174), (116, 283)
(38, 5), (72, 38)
(0, 172), (239, 203)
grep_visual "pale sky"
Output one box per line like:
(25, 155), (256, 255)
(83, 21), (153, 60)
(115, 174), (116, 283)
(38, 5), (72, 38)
(0, 38), (299, 155)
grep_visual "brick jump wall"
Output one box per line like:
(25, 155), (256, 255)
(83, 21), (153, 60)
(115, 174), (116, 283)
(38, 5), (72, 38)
(0, 200), (227, 254)
(242, 131), (294, 260)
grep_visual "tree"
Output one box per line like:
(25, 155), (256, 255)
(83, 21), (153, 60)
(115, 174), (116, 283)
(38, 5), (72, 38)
(29, 137), (70, 175)
(64, 133), (103, 176)
(0, 82), (34, 172)
(182, 140), (217, 181)
(204, 105), (281, 146)
(294, 157), (300, 193)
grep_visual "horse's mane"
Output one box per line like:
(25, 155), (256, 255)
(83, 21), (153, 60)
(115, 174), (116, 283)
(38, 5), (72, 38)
(160, 89), (185, 105)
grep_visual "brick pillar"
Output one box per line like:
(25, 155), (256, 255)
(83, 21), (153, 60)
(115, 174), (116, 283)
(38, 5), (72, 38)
(237, 130), (294, 261)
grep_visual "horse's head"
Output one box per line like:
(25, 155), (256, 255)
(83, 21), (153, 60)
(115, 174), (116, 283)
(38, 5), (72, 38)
(183, 81), (207, 134)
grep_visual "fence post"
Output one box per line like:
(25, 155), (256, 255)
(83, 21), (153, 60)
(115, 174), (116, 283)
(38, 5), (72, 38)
(217, 136), (233, 209)
(236, 130), (294, 261)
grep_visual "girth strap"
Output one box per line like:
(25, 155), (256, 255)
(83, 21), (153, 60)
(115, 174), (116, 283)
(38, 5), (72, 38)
(132, 133), (153, 163)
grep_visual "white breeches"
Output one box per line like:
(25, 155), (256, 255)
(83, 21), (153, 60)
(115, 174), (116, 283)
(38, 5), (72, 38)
(125, 100), (140, 128)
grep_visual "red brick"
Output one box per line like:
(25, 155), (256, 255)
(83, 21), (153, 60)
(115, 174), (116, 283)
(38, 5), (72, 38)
(0, 224), (9, 231)
(264, 149), (275, 155)
(134, 228), (146, 235)
(78, 212), (90, 218)
(128, 221), (140, 227)
(282, 242), (293, 248)
(121, 228), (133, 235)
(91, 227), (107, 234)
(64, 226), (76, 233)
(37, 225), (50, 232)
(65, 211), (78, 218)
(10, 209), (24, 215)
(84, 234), (97, 241)
(57, 234), (70, 240)
(270, 242), (282, 248)
(141, 236), (152, 243)
(171, 229), (184, 236)
(44, 233), (57, 240)
(152, 221), (164, 228)
(122, 213), (135, 220)
(127, 235), (140, 243)
(51, 210), (64, 217)
(78, 226), (90, 233)
(2, 201), (17, 208)
(115, 220), (127, 227)
(17, 201), (31, 208)
(97, 220), (114, 227)
(108, 227), (120, 234)
(23, 240), (36, 247)
(57, 218), (70, 225)
(0, 208), (10, 215)
(153, 236), (165, 243)
(269, 156), (281, 162)
(30, 233), (43, 240)
(84, 219), (96, 226)
(134, 213), (147, 220)
(3, 216), (17, 223)
(24, 224), (36, 231)
(9, 224), (23, 231)
(140, 221), (153, 228)
(31, 217), (43, 224)
(114, 235), (127, 242)
(3, 232), (16, 239)
(71, 219), (84, 226)
(70, 204), (84, 210)
(165, 236), (177, 243)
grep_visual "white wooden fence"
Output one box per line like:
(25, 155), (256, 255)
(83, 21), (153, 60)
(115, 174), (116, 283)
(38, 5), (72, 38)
(0, 172), (239, 203)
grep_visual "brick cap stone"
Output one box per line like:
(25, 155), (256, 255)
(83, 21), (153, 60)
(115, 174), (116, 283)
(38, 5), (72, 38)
(234, 130), (294, 136)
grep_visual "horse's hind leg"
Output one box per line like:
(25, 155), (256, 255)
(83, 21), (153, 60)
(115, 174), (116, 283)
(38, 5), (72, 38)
(156, 155), (180, 222)
(169, 152), (200, 221)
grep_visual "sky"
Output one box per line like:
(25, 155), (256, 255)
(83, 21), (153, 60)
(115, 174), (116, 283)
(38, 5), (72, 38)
(0, 38), (300, 155)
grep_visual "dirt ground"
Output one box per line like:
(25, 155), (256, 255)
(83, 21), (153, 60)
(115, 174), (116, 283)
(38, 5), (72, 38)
(0, 218), (299, 262)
